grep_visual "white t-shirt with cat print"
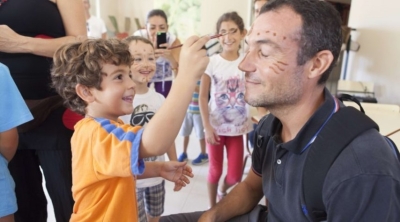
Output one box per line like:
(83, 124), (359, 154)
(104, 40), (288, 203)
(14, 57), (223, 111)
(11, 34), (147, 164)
(205, 53), (252, 136)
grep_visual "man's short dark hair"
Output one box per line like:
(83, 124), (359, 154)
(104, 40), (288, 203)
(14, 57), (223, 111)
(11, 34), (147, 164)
(260, 0), (342, 85)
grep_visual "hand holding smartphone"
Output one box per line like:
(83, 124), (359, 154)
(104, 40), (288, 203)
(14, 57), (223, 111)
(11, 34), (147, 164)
(156, 32), (167, 49)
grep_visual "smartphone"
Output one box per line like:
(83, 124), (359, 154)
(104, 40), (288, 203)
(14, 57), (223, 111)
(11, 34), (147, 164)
(156, 32), (167, 49)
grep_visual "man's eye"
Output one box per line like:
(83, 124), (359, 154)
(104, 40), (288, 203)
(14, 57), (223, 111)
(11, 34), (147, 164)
(134, 58), (142, 62)
(116, 74), (123, 80)
(259, 50), (269, 58)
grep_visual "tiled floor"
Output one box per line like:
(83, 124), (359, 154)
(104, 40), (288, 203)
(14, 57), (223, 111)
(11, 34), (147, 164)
(45, 133), (253, 221)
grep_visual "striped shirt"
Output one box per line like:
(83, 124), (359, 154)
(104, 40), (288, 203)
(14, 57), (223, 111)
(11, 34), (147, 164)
(188, 81), (201, 114)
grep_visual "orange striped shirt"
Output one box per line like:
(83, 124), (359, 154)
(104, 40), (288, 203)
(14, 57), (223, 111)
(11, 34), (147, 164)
(70, 118), (144, 222)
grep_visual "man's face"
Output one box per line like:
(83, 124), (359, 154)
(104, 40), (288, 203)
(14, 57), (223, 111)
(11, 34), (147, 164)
(82, 0), (90, 10)
(254, 0), (268, 18)
(240, 6), (307, 109)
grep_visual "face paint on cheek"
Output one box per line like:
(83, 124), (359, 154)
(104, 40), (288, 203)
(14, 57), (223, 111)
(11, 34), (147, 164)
(269, 66), (279, 74)
(277, 61), (289, 66)
(273, 63), (285, 72)
(283, 36), (286, 40)
(273, 33), (276, 36)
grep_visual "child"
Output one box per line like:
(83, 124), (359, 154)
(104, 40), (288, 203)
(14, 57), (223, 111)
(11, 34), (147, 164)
(0, 63), (33, 222)
(51, 37), (209, 221)
(120, 36), (177, 222)
(134, 9), (181, 98)
(178, 80), (208, 165)
(199, 12), (253, 207)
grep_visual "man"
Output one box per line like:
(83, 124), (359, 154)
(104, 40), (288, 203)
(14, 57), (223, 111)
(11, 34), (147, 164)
(161, 0), (400, 221)
(83, 0), (107, 39)
(254, 0), (269, 17)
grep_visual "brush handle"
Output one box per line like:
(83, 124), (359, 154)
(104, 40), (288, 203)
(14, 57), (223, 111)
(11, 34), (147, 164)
(167, 33), (226, 50)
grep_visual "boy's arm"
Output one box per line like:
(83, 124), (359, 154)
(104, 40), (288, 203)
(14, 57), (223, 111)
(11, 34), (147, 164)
(0, 128), (18, 161)
(139, 36), (210, 159)
(166, 143), (177, 161)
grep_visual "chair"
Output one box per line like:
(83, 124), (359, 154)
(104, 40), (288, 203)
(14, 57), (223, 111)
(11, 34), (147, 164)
(343, 101), (400, 113)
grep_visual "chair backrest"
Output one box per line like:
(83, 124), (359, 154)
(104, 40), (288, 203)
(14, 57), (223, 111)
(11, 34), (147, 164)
(337, 80), (375, 93)
(343, 101), (400, 113)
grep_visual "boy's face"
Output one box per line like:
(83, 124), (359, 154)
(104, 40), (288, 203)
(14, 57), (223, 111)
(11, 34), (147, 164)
(88, 63), (136, 120)
(128, 41), (156, 83)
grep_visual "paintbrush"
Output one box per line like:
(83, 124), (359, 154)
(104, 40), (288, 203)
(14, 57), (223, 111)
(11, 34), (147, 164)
(167, 29), (238, 50)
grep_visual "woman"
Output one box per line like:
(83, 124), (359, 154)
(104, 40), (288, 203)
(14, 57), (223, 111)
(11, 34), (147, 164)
(134, 9), (181, 98)
(0, 0), (86, 221)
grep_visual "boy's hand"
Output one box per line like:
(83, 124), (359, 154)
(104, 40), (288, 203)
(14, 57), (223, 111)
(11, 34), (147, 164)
(178, 35), (210, 80)
(160, 161), (194, 191)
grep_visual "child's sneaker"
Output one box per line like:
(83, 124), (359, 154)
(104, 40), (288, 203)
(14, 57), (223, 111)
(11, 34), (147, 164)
(178, 152), (188, 162)
(191, 153), (209, 165)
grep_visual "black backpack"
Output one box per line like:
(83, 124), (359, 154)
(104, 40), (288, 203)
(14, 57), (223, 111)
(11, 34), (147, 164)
(254, 97), (399, 222)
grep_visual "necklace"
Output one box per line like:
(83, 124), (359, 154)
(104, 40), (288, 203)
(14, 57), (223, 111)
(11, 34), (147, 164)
(0, 0), (8, 7)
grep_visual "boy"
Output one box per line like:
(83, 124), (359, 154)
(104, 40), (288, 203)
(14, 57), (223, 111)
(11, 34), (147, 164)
(178, 80), (208, 165)
(120, 36), (177, 222)
(51, 37), (209, 221)
(0, 63), (33, 222)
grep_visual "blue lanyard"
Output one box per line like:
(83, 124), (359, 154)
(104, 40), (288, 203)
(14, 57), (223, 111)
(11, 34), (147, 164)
(300, 95), (339, 153)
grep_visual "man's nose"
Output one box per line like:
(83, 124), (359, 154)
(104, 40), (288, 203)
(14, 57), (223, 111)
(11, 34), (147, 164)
(238, 51), (256, 73)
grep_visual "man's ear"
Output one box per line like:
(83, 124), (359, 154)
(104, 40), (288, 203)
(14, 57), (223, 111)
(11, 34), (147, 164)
(307, 50), (334, 79)
(76, 84), (94, 103)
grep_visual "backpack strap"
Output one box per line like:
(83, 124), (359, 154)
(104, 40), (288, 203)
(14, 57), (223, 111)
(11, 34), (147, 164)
(254, 114), (274, 149)
(302, 107), (379, 221)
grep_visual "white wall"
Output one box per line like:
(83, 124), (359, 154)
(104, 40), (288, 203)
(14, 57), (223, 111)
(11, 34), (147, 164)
(96, 0), (251, 38)
(345, 0), (400, 104)
(199, 0), (251, 35)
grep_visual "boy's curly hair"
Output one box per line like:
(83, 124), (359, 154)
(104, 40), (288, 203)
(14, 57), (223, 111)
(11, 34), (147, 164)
(51, 39), (133, 115)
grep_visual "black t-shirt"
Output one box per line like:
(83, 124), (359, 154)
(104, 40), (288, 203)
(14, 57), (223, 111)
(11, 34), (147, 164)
(252, 89), (400, 221)
(0, 0), (66, 100)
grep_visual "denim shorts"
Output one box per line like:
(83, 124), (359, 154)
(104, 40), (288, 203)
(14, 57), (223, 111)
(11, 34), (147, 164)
(0, 154), (17, 217)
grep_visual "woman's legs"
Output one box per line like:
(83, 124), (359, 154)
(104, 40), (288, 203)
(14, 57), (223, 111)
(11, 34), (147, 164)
(37, 149), (74, 222)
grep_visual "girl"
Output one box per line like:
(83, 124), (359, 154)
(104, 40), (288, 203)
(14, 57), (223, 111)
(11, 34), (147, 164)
(134, 9), (181, 98)
(121, 36), (177, 222)
(199, 11), (252, 207)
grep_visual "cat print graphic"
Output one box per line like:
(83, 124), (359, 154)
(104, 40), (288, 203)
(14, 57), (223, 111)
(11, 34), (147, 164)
(210, 75), (248, 132)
